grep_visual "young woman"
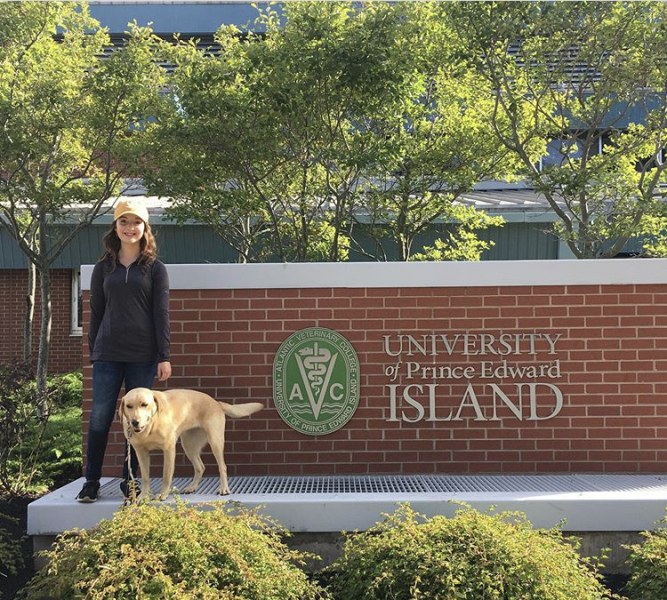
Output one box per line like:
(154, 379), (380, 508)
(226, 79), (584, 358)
(77, 200), (171, 502)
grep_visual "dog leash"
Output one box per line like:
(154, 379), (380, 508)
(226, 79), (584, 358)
(124, 422), (138, 503)
(122, 404), (157, 503)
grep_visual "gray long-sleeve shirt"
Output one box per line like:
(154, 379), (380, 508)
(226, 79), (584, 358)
(88, 257), (170, 363)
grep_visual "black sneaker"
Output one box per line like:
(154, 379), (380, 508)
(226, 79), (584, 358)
(76, 480), (100, 503)
(120, 479), (140, 500)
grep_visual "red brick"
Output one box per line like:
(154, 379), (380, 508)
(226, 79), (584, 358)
(3, 271), (661, 476)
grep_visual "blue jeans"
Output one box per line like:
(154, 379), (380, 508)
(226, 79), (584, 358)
(85, 360), (156, 482)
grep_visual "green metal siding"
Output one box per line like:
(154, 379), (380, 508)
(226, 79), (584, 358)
(0, 225), (108, 269)
(347, 222), (559, 262)
(0, 223), (237, 268)
(1, 220), (560, 268)
(0, 227), (29, 268)
(156, 225), (238, 264)
(481, 222), (560, 260)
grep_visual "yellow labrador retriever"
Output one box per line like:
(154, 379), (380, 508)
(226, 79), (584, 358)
(119, 387), (263, 501)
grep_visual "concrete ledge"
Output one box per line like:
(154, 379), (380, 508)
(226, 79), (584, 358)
(29, 474), (667, 574)
(81, 258), (667, 291)
(28, 474), (667, 536)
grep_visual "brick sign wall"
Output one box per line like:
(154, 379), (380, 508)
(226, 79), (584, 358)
(81, 260), (667, 478)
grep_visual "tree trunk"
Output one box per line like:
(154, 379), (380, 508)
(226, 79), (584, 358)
(23, 262), (36, 362)
(35, 265), (51, 419)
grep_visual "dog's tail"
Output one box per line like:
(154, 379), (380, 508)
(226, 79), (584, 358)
(220, 402), (264, 418)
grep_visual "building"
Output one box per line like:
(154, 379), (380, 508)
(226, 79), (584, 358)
(0, 1), (654, 372)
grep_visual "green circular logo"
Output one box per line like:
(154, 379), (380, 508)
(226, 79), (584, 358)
(273, 327), (360, 436)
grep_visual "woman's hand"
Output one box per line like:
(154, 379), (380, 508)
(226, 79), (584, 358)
(157, 361), (172, 382)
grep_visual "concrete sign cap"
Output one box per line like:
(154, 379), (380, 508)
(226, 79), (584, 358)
(113, 199), (149, 223)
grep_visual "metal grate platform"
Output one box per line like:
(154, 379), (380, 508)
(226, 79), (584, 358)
(223, 474), (667, 495)
(28, 474), (667, 538)
(90, 473), (667, 498)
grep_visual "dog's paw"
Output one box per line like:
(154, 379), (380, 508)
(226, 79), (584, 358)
(217, 488), (230, 496)
(156, 489), (170, 501)
(183, 484), (197, 494)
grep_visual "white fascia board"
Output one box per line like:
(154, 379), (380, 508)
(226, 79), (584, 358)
(81, 258), (667, 291)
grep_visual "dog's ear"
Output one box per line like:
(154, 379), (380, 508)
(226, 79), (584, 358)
(152, 390), (161, 414)
(117, 395), (127, 424)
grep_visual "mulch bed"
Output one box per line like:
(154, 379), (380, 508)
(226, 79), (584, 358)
(0, 496), (36, 600)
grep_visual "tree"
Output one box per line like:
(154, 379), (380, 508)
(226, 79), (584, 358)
(449, 1), (667, 258)
(148, 2), (412, 262)
(143, 26), (278, 262)
(0, 2), (165, 414)
(350, 3), (511, 261)
(146, 2), (506, 262)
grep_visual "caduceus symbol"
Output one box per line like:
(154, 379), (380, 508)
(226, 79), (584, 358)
(296, 343), (337, 419)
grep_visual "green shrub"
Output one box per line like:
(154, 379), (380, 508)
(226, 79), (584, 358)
(21, 501), (327, 600)
(0, 368), (82, 496)
(324, 504), (612, 600)
(26, 404), (83, 490)
(0, 510), (24, 597)
(0, 361), (37, 496)
(47, 371), (83, 409)
(624, 524), (667, 600)
(27, 372), (83, 490)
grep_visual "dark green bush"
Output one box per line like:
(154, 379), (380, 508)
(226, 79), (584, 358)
(47, 371), (83, 409)
(324, 504), (612, 600)
(27, 404), (82, 489)
(0, 361), (37, 496)
(0, 510), (24, 598)
(21, 501), (327, 599)
(624, 524), (667, 600)
(28, 372), (83, 489)
(0, 368), (82, 496)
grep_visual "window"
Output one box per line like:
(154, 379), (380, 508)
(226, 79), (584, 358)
(636, 146), (665, 173)
(71, 269), (82, 336)
(540, 137), (585, 169)
(539, 133), (607, 171)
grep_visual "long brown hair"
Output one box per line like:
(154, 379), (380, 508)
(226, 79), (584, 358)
(101, 220), (158, 267)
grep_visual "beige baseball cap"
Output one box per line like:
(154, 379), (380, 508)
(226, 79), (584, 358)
(113, 199), (149, 223)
